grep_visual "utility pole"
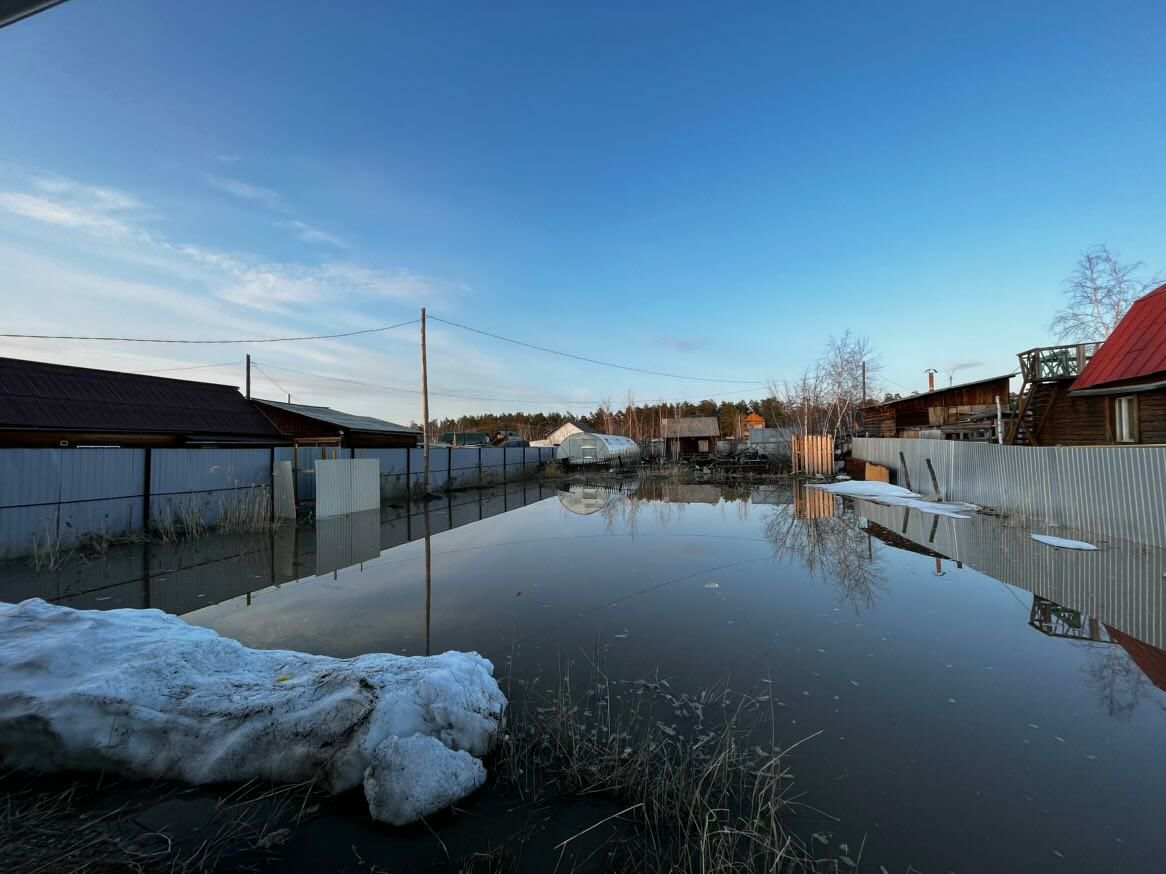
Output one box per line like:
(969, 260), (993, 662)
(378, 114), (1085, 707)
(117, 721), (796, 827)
(245, 354), (251, 399)
(861, 360), (867, 406)
(421, 308), (430, 495)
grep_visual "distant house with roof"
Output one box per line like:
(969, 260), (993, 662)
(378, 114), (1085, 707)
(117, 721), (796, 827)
(250, 399), (420, 448)
(863, 374), (1013, 441)
(0, 357), (284, 448)
(1007, 283), (1166, 446)
(660, 417), (720, 457)
(743, 411), (766, 430)
(529, 420), (594, 447)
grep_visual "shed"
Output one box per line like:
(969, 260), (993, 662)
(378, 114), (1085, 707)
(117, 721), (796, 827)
(529, 420), (594, 447)
(555, 432), (640, 467)
(0, 356), (285, 448)
(250, 399), (419, 448)
(437, 431), (492, 447)
(660, 417), (720, 457)
(863, 375), (1012, 440)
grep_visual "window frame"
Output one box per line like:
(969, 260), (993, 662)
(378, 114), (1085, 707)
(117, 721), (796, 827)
(1113, 395), (1139, 444)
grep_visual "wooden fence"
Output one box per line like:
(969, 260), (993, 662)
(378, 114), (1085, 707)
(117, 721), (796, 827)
(792, 434), (835, 476)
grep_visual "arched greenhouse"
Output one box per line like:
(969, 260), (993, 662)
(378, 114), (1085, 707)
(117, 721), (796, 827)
(555, 432), (640, 467)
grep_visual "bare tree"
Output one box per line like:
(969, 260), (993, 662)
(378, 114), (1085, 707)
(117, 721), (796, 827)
(768, 332), (881, 440)
(1050, 245), (1158, 341)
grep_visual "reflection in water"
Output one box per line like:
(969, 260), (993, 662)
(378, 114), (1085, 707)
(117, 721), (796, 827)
(762, 485), (884, 609)
(0, 482), (560, 618)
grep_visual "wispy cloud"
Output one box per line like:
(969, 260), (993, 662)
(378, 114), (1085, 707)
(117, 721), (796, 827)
(214, 153), (241, 163)
(0, 176), (144, 237)
(652, 335), (707, 353)
(204, 173), (278, 205)
(0, 171), (453, 314)
(282, 219), (348, 248)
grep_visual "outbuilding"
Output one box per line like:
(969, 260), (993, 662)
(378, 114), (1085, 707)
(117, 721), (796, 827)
(660, 417), (720, 457)
(0, 356), (284, 448)
(529, 420), (594, 447)
(250, 399), (420, 448)
(555, 432), (640, 467)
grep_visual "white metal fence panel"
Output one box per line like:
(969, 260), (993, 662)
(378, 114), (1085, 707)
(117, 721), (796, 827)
(853, 438), (1166, 548)
(315, 458), (380, 519)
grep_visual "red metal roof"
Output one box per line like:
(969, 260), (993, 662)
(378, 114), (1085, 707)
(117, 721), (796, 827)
(1071, 284), (1166, 391)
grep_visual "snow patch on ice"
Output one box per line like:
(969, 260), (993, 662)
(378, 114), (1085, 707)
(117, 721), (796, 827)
(1031, 534), (1099, 551)
(811, 481), (978, 518)
(0, 599), (506, 825)
(809, 481), (920, 499)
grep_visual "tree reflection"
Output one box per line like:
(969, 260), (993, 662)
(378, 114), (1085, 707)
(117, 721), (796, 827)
(762, 486), (884, 609)
(1084, 643), (1149, 721)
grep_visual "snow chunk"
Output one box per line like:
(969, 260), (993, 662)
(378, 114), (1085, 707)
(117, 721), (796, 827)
(364, 734), (486, 825)
(1031, 534), (1099, 551)
(0, 599), (505, 825)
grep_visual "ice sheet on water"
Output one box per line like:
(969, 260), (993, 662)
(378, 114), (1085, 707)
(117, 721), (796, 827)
(1031, 534), (1099, 551)
(0, 599), (506, 826)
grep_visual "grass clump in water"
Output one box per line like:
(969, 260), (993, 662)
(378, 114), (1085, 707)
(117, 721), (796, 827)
(490, 655), (824, 873)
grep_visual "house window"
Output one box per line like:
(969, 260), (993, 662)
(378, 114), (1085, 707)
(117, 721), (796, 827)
(1114, 396), (1138, 444)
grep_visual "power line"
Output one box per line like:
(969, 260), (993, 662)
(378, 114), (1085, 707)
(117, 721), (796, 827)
(253, 360), (768, 406)
(132, 362), (238, 374)
(428, 315), (763, 384)
(252, 363), (292, 400)
(0, 318), (421, 345)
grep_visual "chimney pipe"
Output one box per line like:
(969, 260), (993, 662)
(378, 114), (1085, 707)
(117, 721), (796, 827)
(925, 368), (937, 392)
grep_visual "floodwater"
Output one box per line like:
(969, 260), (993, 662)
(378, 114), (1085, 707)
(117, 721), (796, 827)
(5, 479), (1166, 873)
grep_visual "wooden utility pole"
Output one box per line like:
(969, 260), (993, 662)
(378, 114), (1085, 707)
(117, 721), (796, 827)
(245, 354), (251, 399)
(421, 308), (430, 495)
(861, 360), (867, 407)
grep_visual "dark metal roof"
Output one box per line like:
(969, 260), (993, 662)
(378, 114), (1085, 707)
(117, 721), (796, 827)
(661, 417), (720, 438)
(0, 357), (284, 438)
(1071, 284), (1166, 392)
(251, 399), (418, 435)
(865, 373), (1014, 409)
(0, 0), (69, 29)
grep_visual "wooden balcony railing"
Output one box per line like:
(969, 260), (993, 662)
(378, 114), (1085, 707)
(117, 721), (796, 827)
(1016, 343), (1101, 383)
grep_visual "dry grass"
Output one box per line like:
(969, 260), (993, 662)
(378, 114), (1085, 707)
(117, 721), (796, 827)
(217, 485), (276, 534)
(30, 520), (68, 572)
(491, 654), (823, 873)
(0, 769), (323, 874)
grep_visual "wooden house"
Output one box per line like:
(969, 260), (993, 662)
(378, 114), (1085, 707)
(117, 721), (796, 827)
(743, 411), (767, 430)
(862, 375), (1012, 440)
(529, 420), (594, 448)
(660, 417), (720, 457)
(250, 399), (420, 448)
(1009, 284), (1166, 445)
(0, 357), (285, 448)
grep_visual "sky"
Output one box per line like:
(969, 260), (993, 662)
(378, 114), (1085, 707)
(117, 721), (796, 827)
(1, 0), (1164, 425)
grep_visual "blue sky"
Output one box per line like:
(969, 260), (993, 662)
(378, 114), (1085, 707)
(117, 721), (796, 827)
(1, 0), (1164, 424)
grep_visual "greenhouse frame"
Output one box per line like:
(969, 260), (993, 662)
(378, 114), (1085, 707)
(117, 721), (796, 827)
(555, 432), (640, 467)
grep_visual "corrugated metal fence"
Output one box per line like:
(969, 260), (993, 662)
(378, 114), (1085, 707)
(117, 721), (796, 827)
(855, 497), (1166, 650)
(0, 445), (557, 561)
(852, 438), (1166, 548)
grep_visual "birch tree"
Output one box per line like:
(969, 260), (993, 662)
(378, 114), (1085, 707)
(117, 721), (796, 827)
(1051, 246), (1157, 341)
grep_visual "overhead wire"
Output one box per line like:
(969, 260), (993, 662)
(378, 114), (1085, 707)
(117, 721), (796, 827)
(252, 360), (769, 406)
(427, 314), (764, 384)
(132, 362), (238, 374)
(0, 318), (421, 345)
(252, 363), (293, 401)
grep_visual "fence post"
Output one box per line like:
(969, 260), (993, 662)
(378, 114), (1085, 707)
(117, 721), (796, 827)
(478, 447), (482, 486)
(899, 451), (913, 492)
(142, 447), (153, 532)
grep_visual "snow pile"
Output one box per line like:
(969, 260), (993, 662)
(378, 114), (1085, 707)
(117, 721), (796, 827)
(0, 599), (506, 826)
(808, 480), (979, 519)
(1031, 534), (1099, 551)
(808, 481), (919, 499)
